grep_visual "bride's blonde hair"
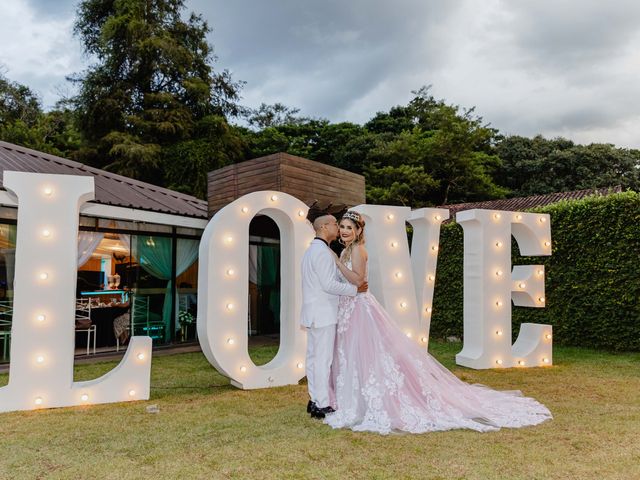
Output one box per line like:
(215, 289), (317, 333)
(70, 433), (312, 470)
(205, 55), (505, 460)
(340, 210), (365, 264)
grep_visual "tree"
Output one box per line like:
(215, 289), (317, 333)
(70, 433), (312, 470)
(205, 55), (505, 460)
(0, 72), (41, 127)
(494, 135), (640, 196)
(0, 73), (82, 157)
(360, 87), (507, 205)
(71, 0), (244, 184)
(364, 131), (439, 207)
(246, 102), (308, 129)
(163, 116), (245, 198)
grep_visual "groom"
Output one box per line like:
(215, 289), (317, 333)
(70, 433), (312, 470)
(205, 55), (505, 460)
(300, 213), (367, 419)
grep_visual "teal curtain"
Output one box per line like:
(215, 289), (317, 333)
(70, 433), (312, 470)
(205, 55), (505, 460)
(136, 236), (173, 342)
(258, 245), (280, 326)
(174, 239), (199, 329)
(1, 225), (17, 296)
(135, 236), (199, 342)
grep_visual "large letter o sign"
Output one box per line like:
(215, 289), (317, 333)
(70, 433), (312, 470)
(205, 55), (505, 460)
(197, 191), (314, 389)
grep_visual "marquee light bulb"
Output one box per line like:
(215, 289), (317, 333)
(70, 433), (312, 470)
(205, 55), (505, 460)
(495, 330), (503, 336)
(386, 213), (395, 220)
(399, 301), (408, 309)
(495, 300), (503, 307)
(544, 241), (551, 247)
(493, 213), (501, 220)
(539, 217), (547, 223)
(36, 314), (46, 322)
(495, 359), (503, 365)
(270, 194), (278, 202)
(241, 206), (249, 214)
(420, 336), (428, 343)
(80, 393), (89, 401)
(226, 303), (234, 311)
(495, 241), (503, 248)
(517, 360), (526, 366)
(137, 353), (145, 360)
(42, 229), (51, 238)
(425, 306), (432, 313)
(34, 396), (43, 405)
(495, 270), (503, 277)
(128, 389), (136, 397)
(390, 241), (398, 248)
(515, 214), (522, 221)
(537, 269), (544, 276)
(538, 297), (546, 303)
(405, 332), (412, 338)
(226, 337), (235, 345)
(518, 282), (526, 289)
(298, 210), (305, 217)
(542, 357), (550, 364)
(431, 245), (439, 252)
(36, 355), (45, 364)
(394, 271), (403, 279)
(427, 275), (435, 282)
(545, 333), (552, 340)
(43, 187), (53, 196)
(296, 362), (304, 369)
(226, 268), (235, 277)
(224, 235), (233, 244)
(39, 272), (49, 280)
(239, 365), (247, 372)
(434, 214), (442, 221)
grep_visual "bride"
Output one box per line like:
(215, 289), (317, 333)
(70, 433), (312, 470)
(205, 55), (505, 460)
(324, 210), (552, 434)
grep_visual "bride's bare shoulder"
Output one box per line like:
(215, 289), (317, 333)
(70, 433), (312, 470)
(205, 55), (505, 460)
(352, 244), (368, 261)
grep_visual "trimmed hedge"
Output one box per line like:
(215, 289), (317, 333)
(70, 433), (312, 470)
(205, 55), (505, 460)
(431, 191), (640, 351)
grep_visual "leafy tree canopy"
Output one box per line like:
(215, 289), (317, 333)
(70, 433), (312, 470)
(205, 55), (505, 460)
(495, 135), (640, 196)
(71, 0), (245, 186)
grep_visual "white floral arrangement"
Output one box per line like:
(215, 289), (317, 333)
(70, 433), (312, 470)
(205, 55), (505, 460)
(178, 310), (195, 326)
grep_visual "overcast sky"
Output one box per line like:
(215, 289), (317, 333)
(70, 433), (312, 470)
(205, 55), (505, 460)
(1, 0), (640, 147)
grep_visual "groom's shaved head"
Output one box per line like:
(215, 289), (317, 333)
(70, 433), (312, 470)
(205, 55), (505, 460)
(313, 214), (335, 233)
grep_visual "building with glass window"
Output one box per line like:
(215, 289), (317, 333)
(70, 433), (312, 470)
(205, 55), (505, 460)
(0, 142), (366, 361)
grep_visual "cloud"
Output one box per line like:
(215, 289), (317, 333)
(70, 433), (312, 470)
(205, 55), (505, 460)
(2, 0), (640, 148)
(0, 0), (83, 108)
(192, 0), (459, 121)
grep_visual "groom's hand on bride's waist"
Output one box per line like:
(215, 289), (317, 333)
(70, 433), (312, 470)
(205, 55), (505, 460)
(357, 282), (368, 293)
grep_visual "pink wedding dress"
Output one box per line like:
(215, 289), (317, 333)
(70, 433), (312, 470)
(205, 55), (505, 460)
(325, 259), (552, 434)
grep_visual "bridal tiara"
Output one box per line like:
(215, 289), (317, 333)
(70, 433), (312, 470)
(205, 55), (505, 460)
(342, 211), (362, 223)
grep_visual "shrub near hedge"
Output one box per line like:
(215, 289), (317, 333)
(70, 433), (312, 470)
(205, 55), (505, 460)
(431, 191), (640, 351)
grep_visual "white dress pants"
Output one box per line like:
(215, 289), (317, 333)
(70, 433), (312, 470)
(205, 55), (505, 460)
(306, 323), (336, 409)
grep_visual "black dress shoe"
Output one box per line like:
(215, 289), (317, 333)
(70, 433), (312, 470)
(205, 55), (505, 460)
(307, 400), (316, 413)
(310, 405), (335, 419)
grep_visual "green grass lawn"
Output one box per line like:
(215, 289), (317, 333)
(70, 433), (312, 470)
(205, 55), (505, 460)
(0, 341), (638, 480)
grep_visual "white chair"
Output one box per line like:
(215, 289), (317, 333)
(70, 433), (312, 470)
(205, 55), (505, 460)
(75, 298), (96, 355)
(131, 294), (165, 340)
(0, 300), (13, 361)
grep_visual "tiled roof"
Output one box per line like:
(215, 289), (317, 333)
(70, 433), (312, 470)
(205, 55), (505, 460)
(0, 141), (207, 219)
(441, 186), (623, 219)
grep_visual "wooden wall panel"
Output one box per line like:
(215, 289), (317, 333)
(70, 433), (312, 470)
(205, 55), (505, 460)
(207, 152), (365, 217)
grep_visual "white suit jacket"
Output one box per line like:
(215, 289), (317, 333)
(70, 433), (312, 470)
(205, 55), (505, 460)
(300, 238), (357, 328)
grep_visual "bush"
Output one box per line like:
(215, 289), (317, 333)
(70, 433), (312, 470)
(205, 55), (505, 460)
(431, 191), (640, 351)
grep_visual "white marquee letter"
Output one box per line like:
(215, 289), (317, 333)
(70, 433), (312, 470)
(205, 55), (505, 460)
(197, 191), (312, 389)
(0, 172), (152, 413)
(455, 209), (552, 369)
(354, 205), (448, 347)
(407, 207), (450, 344)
